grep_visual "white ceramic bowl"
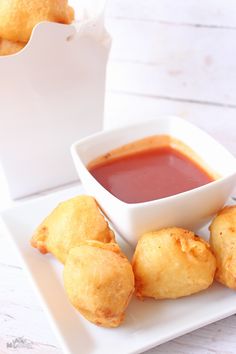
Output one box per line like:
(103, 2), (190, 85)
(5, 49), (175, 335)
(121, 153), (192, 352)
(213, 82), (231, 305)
(71, 116), (236, 246)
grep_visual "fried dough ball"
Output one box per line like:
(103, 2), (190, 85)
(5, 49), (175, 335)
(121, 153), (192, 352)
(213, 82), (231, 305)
(0, 0), (74, 43)
(0, 38), (25, 56)
(31, 196), (115, 264)
(132, 227), (216, 299)
(63, 241), (134, 327)
(210, 205), (236, 289)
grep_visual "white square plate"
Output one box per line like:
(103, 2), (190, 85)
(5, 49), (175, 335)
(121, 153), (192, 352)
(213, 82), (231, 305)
(1, 184), (236, 354)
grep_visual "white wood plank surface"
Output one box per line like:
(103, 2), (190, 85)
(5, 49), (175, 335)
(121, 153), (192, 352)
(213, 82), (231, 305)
(106, 0), (236, 27)
(106, 19), (236, 106)
(104, 92), (236, 156)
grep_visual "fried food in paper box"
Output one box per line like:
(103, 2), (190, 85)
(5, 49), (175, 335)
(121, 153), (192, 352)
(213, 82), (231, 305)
(0, 38), (25, 56)
(63, 241), (135, 328)
(210, 205), (236, 289)
(31, 196), (115, 264)
(0, 0), (74, 43)
(0, 0), (74, 55)
(132, 227), (216, 300)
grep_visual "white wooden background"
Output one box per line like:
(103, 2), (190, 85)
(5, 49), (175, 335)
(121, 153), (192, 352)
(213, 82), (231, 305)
(1, 1), (236, 354)
(104, 0), (236, 157)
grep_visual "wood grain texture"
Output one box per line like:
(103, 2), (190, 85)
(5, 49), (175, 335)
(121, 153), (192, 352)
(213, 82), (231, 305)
(105, 19), (236, 106)
(106, 0), (236, 27)
(104, 92), (236, 156)
(104, 0), (236, 151)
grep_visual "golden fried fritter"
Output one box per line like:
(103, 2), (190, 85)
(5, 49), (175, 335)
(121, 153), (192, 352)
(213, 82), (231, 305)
(63, 241), (134, 327)
(132, 227), (216, 299)
(210, 205), (236, 289)
(0, 38), (25, 56)
(31, 196), (115, 264)
(0, 0), (74, 43)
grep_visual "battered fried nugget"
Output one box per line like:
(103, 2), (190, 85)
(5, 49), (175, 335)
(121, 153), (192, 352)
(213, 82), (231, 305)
(31, 196), (115, 264)
(0, 0), (74, 43)
(0, 38), (25, 56)
(132, 227), (216, 299)
(63, 241), (134, 327)
(210, 205), (236, 289)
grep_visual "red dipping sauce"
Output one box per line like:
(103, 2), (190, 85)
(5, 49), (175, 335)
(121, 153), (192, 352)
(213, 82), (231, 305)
(88, 136), (215, 204)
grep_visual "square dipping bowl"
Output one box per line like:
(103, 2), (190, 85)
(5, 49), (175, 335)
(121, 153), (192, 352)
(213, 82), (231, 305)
(71, 116), (236, 246)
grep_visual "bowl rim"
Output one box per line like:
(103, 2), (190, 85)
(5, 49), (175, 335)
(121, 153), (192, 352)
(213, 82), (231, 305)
(71, 115), (236, 209)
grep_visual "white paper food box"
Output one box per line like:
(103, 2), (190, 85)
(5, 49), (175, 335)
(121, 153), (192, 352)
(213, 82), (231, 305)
(0, 1), (111, 199)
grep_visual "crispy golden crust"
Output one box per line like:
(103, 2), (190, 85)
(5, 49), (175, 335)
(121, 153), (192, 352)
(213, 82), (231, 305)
(132, 227), (216, 300)
(0, 38), (25, 55)
(30, 195), (115, 264)
(63, 241), (134, 328)
(210, 205), (236, 289)
(0, 0), (74, 43)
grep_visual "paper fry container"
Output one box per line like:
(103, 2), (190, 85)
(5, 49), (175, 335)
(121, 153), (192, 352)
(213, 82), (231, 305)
(0, 4), (111, 199)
